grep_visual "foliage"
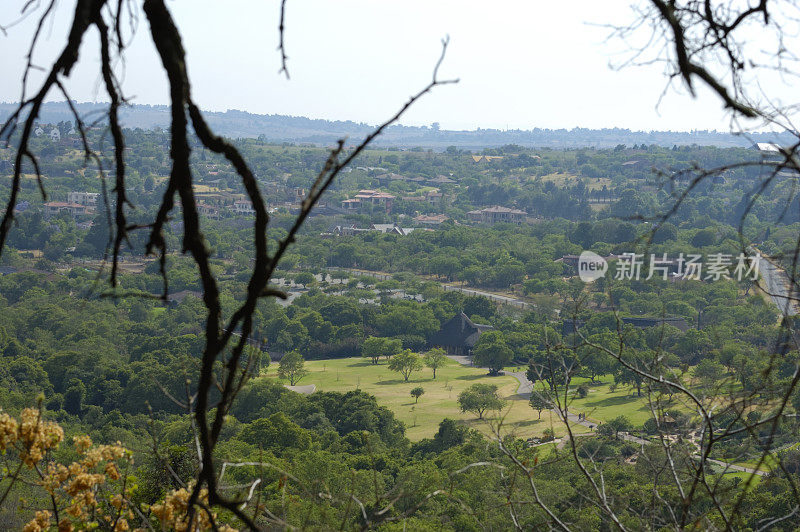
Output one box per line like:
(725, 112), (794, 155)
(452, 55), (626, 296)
(361, 336), (402, 365)
(410, 387), (425, 403)
(457, 384), (506, 419)
(278, 350), (308, 386)
(529, 393), (551, 419)
(422, 348), (447, 379)
(472, 331), (513, 376)
(387, 350), (423, 382)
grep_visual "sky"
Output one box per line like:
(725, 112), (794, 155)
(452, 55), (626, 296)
(0, 1), (785, 132)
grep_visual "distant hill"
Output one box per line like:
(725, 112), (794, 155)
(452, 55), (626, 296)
(0, 101), (792, 149)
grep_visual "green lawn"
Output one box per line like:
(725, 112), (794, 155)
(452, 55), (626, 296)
(262, 356), (584, 441)
(564, 380), (655, 426)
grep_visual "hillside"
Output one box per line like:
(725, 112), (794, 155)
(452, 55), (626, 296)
(1, 101), (792, 149)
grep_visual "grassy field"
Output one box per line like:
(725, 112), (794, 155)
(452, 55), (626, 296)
(562, 378), (656, 426)
(262, 356), (585, 441)
(539, 172), (612, 191)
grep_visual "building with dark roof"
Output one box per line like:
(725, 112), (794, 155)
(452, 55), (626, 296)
(428, 312), (493, 356)
(562, 315), (690, 336)
(465, 206), (526, 225)
(167, 290), (202, 307)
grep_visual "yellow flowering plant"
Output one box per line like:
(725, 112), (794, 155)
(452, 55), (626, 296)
(0, 408), (239, 531)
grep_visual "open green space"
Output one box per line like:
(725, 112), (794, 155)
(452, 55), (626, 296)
(262, 356), (585, 441)
(562, 378), (656, 426)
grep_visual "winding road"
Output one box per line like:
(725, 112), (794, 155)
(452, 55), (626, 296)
(446, 353), (622, 436)
(447, 354), (765, 474)
(756, 253), (799, 316)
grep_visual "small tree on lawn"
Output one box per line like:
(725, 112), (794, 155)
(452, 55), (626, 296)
(362, 336), (386, 365)
(383, 337), (403, 361)
(278, 350), (308, 386)
(529, 392), (551, 420)
(410, 387), (425, 403)
(388, 349), (423, 382)
(361, 337), (402, 365)
(458, 383), (506, 419)
(423, 347), (447, 379)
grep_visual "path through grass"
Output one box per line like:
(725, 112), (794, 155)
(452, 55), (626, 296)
(263, 356), (581, 441)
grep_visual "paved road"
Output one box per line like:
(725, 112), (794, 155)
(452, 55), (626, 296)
(439, 283), (530, 309)
(707, 458), (766, 476)
(285, 384), (316, 394)
(756, 254), (799, 316)
(447, 354), (762, 472)
(446, 354), (606, 434)
(327, 267), (531, 309)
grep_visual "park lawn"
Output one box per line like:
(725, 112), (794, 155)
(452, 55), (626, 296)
(724, 471), (762, 487)
(262, 356), (586, 441)
(732, 453), (778, 473)
(556, 378), (656, 426)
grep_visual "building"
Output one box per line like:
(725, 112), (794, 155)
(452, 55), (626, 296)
(562, 316), (689, 335)
(471, 155), (504, 163)
(287, 187), (306, 202)
(413, 214), (448, 226)
(754, 142), (782, 153)
(428, 312), (494, 356)
(43, 201), (88, 217)
(67, 192), (99, 207)
(427, 175), (456, 185)
(370, 223), (398, 234)
(325, 224), (360, 237)
(369, 223), (418, 236)
(425, 190), (443, 206)
(341, 190), (396, 214)
(401, 189), (444, 207)
(166, 290), (202, 308)
(466, 206), (526, 225)
(197, 203), (220, 218)
(374, 173), (408, 186)
(231, 200), (255, 215)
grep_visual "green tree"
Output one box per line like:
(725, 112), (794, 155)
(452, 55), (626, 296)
(598, 415), (633, 439)
(382, 337), (403, 361)
(693, 359), (725, 389)
(690, 228), (717, 248)
(237, 412), (311, 451)
(457, 383), (506, 419)
(361, 336), (403, 364)
(423, 347), (447, 379)
(388, 350), (423, 382)
(278, 350), (308, 386)
(472, 331), (513, 376)
(294, 271), (316, 288)
(529, 392), (551, 419)
(410, 386), (425, 403)
(63, 379), (86, 416)
(362, 336), (388, 365)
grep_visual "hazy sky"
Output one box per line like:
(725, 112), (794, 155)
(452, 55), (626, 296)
(0, 1), (778, 131)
